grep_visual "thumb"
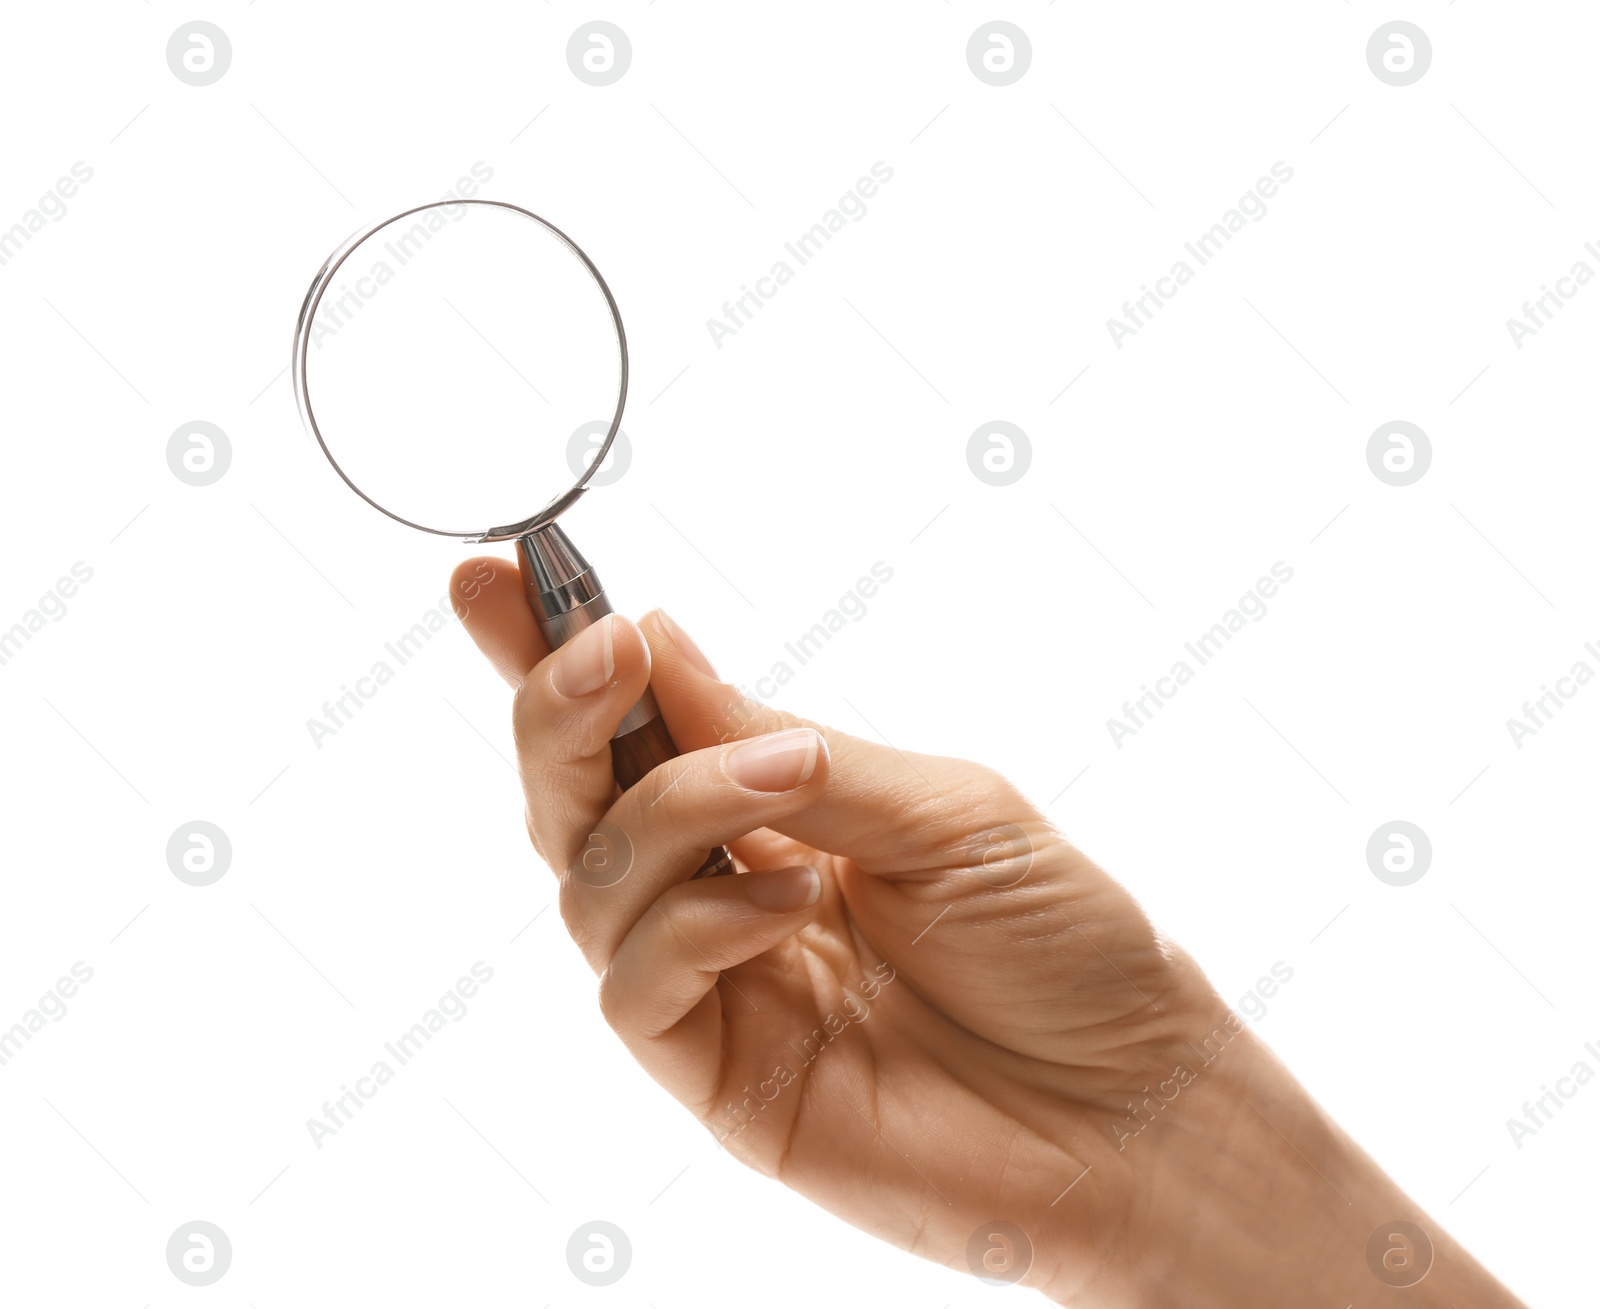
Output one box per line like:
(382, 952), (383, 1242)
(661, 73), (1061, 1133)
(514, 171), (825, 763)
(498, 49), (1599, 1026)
(637, 609), (1009, 872)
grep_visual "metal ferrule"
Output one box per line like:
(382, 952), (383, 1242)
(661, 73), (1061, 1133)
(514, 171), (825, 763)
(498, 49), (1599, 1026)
(517, 525), (660, 739)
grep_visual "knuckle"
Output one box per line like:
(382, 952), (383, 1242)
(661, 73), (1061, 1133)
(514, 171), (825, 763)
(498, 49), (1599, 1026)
(509, 681), (541, 758)
(557, 819), (637, 970)
(522, 789), (581, 875)
(509, 673), (538, 731)
(522, 804), (551, 869)
(546, 703), (590, 760)
(596, 967), (626, 1032)
(556, 870), (582, 929)
(557, 873), (602, 963)
(943, 757), (1016, 810)
(511, 670), (608, 765)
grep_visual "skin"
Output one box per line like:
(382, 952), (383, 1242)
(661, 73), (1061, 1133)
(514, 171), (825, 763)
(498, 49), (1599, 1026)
(451, 556), (1527, 1308)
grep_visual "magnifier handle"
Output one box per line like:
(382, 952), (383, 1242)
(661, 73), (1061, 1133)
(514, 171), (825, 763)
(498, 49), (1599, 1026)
(611, 715), (736, 879)
(517, 527), (735, 881)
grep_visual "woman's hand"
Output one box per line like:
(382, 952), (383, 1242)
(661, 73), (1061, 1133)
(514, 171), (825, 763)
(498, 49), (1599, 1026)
(451, 557), (1524, 1308)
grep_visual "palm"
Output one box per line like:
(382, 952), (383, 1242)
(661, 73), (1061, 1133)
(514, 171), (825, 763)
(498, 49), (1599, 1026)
(696, 803), (1200, 1293)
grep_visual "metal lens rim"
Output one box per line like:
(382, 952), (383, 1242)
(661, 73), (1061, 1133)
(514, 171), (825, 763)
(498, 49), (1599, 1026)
(290, 198), (629, 543)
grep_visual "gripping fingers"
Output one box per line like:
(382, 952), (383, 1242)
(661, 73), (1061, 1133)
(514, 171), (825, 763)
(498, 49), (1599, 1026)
(560, 728), (830, 972)
(509, 613), (654, 870)
(598, 866), (822, 1089)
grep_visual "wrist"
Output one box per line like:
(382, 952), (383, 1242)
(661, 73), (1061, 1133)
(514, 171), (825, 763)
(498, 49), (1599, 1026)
(1047, 997), (1525, 1308)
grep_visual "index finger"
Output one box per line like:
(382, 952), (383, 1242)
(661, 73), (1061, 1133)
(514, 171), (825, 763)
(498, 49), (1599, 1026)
(450, 555), (547, 688)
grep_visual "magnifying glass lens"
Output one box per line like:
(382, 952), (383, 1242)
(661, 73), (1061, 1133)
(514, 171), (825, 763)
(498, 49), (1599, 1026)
(300, 202), (623, 535)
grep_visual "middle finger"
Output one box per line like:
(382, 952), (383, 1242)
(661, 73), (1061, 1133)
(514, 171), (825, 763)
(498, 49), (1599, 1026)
(560, 726), (830, 972)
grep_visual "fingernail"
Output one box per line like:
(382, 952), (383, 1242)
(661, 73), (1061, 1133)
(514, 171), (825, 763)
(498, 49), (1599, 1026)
(553, 614), (615, 698)
(658, 609), (718, 679)
(745, 865), (821, 912)
(726, 728), (821, 791)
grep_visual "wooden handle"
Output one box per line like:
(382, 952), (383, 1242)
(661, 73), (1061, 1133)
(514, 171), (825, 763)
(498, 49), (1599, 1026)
(611, 713), (736, 879)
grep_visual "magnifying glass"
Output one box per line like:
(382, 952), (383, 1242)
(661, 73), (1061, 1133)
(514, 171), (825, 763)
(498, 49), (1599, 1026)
(291, 198), (734, 880)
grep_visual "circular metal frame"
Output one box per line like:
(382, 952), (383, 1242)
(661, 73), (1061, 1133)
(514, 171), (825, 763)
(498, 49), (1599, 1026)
(291, 198), (629, 543)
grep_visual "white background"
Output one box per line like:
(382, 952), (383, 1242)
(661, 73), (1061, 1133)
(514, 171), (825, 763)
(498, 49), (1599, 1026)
(1, 3), (1594, 1304)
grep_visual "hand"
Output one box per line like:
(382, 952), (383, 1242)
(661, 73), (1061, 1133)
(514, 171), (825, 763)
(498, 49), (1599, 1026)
(451, 558), (1525, 1308)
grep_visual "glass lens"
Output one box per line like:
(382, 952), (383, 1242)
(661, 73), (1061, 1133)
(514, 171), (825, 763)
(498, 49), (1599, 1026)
(299, 202), (623, 536)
